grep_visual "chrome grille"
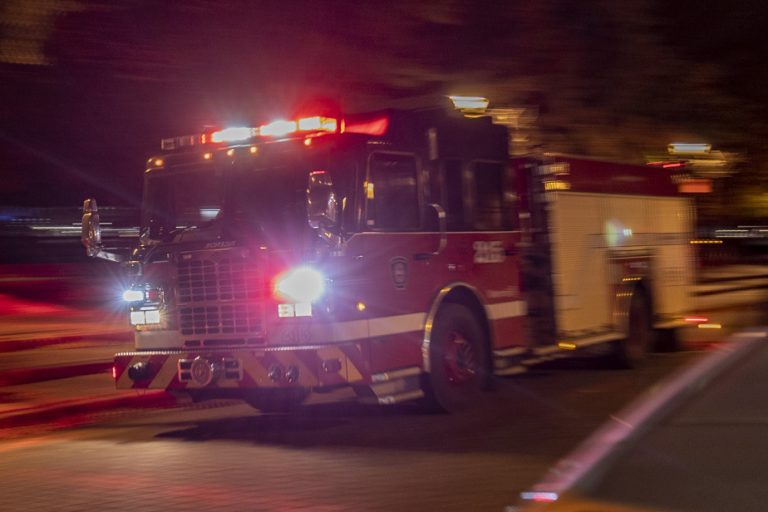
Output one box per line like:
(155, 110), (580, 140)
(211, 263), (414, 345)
(176, 251), (263, 336)
(177, 256), (255, 303)
(179, 304), (261, 335)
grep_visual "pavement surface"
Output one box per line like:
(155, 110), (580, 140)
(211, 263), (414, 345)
(0, 267), (171, 427)
(1, 263), (767, 433)
(519, 329), (768, 512)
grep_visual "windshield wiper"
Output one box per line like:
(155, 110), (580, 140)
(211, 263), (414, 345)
(161, 216), (224, 241)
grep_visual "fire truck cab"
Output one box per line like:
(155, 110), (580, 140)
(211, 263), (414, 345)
(82, 106), (694, 412)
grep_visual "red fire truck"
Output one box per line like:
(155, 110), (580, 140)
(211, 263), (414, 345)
(81, 105), (695, 412)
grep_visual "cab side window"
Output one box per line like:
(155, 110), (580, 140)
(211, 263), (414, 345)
(444, 159), (467, 231)
(470, 161), (512, 230)
(367, 153), (420, 231)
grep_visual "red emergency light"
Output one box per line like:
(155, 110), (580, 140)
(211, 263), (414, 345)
(161, 113), (388, 150)
(343, 115), (390, 136)
(207, 116), (338, 142)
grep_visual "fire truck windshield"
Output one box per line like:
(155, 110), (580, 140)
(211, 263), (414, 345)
(141, 162), (312, 242)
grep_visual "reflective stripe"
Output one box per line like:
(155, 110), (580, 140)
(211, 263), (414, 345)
(494, 346), (527, 357)
(369, 313), (425, 337)
(371, 366), (422, 383)
(331, 320), (368, 342)
(486, 300), (527, 320)
(115, 355), (145, 388)
(326, 313), (426, 343)
(153, 355), (179, 388)
(235, 351), (268, 385)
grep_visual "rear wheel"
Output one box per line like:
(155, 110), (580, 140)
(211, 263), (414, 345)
(423, 304), (491, 412)
(655, 328), (680, 353)
(611, 289), (654, 368)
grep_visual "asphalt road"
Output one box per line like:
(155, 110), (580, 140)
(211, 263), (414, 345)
(0, 349), (708, 512)
(581, 338), (768, 512)
(0, 287), (765, 511)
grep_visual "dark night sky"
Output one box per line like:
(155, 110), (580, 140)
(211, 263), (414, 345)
(1, 0), (767, 209)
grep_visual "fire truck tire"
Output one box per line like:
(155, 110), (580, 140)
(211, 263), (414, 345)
(655, 328), (680, 353)
(423, 303), (492, 413)
(611, 288), (654, 368)
(243, 389), (309, 413)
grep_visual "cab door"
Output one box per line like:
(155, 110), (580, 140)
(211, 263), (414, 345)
(341, 151), (437, 373)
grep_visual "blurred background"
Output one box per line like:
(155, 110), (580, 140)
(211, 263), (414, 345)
(1, 0), (766, 262)
(1, 7), (768, 510)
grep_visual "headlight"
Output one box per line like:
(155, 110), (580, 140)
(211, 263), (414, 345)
(130, 308), (163, 327)
(122, 289), (145, 302)
(274, 266), (325, 304)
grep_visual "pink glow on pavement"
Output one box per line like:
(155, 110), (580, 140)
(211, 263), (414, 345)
(0, 294), (70, 315)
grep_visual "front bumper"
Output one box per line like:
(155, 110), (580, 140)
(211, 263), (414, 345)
(114, 343), (368, 391)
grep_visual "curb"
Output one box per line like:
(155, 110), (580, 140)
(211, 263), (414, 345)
(0, 391), (176, 430)
(518, 328), (768, 508)
(0, 331), (132, 353)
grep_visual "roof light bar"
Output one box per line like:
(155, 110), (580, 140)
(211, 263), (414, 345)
(298, 116), (337, 132)
(259, 120), (298, 137)
(211, 127), (258, 143)
(160, 116), (341, 149)
(257, 116), (339, 137)
(344, 115), (389, 136)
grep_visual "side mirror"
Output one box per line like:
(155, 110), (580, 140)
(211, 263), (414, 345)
(307, 171), (338, 230)
(81, 197), (124, 263)
(81, 198), (102, 257)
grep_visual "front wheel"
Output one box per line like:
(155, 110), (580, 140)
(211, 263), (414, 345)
(423, 304), (491, 412)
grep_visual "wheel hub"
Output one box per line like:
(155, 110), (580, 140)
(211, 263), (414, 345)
(443, 331), (477, 385)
